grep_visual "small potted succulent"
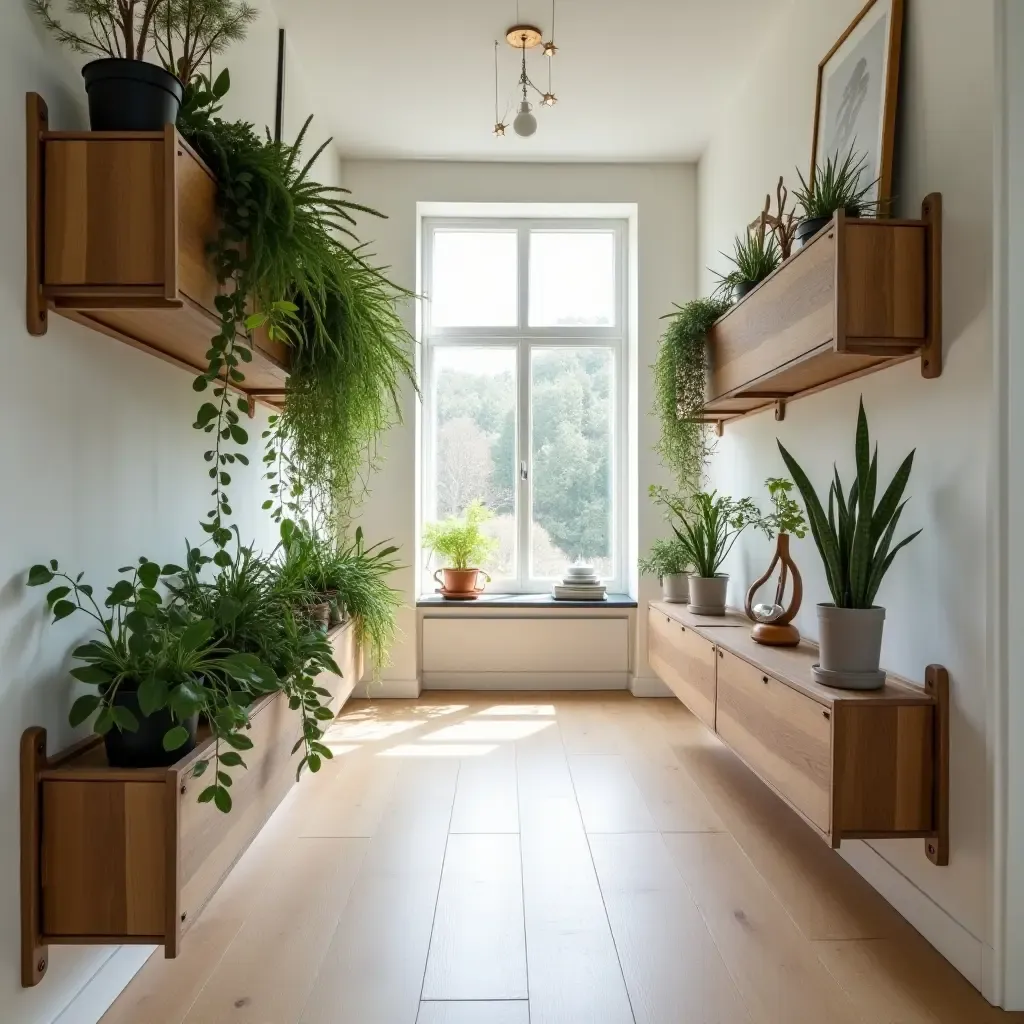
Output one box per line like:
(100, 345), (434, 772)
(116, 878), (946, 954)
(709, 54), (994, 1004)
(712, 222), (781, 301)
(423, 500), (498, 599)
(791, 148), (881, 250)
(652, 487), (771, 615)
(777, 398), (922, 689)
(639, 536), (692, 603)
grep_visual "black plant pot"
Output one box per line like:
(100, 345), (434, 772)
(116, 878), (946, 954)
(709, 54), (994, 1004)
(103, 689), (198, 769)
(733, 279), (758, 300)
(82, 58), (183, 132)
(794, 216), (832, 250)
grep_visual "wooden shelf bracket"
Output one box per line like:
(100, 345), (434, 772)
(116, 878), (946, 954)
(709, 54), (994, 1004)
(924, 663), (950, 865)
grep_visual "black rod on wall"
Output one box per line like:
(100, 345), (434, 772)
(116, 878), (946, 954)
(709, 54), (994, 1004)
(274, 28), (286, 143)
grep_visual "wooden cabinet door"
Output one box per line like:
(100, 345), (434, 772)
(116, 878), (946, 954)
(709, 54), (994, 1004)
(715, 649), (832, 833)
(648, 609), (718, 729)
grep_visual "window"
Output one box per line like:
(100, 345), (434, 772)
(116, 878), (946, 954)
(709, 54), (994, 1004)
(421, 218), (627, 593)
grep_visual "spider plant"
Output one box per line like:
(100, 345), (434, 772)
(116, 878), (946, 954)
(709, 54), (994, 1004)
(712, 229), (781, 300)
(793, 147), (882, 221)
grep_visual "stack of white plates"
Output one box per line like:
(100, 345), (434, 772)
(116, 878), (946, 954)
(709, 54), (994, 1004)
(553, 564), (607, 600)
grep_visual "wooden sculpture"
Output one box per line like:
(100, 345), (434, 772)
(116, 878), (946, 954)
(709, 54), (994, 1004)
(744, 533), (802, 646)
(748, 176), (798, 260)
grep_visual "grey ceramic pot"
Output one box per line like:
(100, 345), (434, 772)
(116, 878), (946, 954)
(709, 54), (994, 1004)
(817, 604), (886, 673)
(688, 575), (728, 615)
(661, 573), (689, 603)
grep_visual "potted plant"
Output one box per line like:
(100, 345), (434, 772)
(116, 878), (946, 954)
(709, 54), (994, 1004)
(653, 487), (771, 615)
(639, 536), (692, 603)
(713, 222), (781, 301)
(423, 500), (498, 598)
(792, 148), (881, 250)
(777, 398), (921, 689)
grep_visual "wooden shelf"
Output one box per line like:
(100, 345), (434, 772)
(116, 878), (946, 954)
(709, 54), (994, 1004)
(648, 602), (949, 863)
(26, 92), (287, 410)
(20, 622), (361, 988)
(699, 195), (942, 430)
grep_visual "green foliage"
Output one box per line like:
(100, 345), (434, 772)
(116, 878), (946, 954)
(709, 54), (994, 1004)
(153, 0), (257, 84)
(712, 230), (781, 300)
(777, 398), (921, 608)
(650, 485), (771, 578)
(638, 536), (691, 578)
(423, 500), (499, 571)
(29, 0), (166, 59)
(652, 297), (732, 492)
(793, 148), (881, 221)
(764, 477), (807, 538)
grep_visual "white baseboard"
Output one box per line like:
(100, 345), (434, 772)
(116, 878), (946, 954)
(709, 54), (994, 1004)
(840, 841), (984, 991)
(54, 945), (155, 1024)
(352, 677), (421, 698)
(629, 674), (674, 697)
(421, 671), (628, 690)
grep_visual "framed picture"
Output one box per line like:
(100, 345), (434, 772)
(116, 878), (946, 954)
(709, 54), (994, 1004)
(811, 0), (904, 210)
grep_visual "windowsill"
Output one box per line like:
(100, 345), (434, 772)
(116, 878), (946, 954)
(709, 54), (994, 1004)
(417, 592), (637, 609)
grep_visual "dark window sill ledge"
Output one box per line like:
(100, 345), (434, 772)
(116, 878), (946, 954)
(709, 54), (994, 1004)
(417, 593), (637, 609)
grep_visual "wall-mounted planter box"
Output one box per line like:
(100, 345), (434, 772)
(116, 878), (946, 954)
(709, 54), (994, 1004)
(20, 622), (362, 988)
(25, 92), (287, 409)
(700, 195), (942, 429)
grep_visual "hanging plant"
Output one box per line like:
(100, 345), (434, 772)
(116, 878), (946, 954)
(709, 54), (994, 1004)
(652, 296), (731, 492)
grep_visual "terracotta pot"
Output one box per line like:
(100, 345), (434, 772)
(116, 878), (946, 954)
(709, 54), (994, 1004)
(434, 567), (488, 596)
(688, 575), (729, 615)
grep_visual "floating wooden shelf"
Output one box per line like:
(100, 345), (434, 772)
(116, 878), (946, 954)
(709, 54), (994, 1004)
(20, 622), (361, 988)
(699, 195), (942, 430)
(648, 602), (949, 863)
(26, 92), (287, 410)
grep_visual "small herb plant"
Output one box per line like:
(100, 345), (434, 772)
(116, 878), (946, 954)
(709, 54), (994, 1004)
(713, 229), (781, 300)
(423, 500), (499, 570)
(638, 537), (691, 578)
(764, 477), (807, 538)
(651, 485), (771, 578)
(777, 398), (921, 609)
(793, 148), (881, 221)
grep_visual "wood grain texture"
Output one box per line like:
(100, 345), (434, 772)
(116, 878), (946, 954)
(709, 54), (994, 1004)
(422, 833), (527, 1000)
(715, 648), (832, 833)
(449, 742), (519, 833)
(20, 727), (47, 986)
(568, 754), (658, 833)
(417, 1003), (530, 1024)
(648, 611), (718, 728)
(26, 94), (47, 336)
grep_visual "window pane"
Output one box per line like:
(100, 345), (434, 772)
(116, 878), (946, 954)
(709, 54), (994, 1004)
(530, 348), (614, 580)
(528, 231), (616, 327)
(429, 347), (517, 581)
(430, 230), (518, 327)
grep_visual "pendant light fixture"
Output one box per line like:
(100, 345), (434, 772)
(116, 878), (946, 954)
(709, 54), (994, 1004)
(492, 0), (558, 139)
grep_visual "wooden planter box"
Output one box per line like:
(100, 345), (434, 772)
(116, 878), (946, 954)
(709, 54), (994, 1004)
(26, 92), (287, 409)
(20, 622), (362, 988)
(700, 196), (942, 428)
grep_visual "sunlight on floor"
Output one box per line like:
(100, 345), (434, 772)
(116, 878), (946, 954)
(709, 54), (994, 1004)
(325, 719), (422, 741)
(424, 719), (555, 742)
(378, 742), (499, 757)
(473, 704), (557, 716)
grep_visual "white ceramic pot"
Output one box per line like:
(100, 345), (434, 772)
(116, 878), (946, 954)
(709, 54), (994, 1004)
(813, 604), (886, 690)
(661, 573), (689, 603)
(687, 575), (728, 615)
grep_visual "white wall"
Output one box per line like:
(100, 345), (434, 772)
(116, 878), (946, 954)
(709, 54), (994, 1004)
(0, 2), (343, 1021)
(698, 0), (999, 999)
(337, 160), (698, 693)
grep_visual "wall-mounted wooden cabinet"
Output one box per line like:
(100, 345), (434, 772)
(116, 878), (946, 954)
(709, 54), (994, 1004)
(647, 602), (949, 863)
(700, 196), (942, 428)
(20, 622), (361, 988)
(26, 92), (286, 408)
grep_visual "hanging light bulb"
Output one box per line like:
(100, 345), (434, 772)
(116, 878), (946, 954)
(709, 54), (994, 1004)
(513, 100), (537, 136)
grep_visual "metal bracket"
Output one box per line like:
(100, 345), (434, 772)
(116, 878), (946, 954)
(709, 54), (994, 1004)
(920, 192), (943, 380)
(246, 394), (256, 419)
(774, 399), (786, 422)
(714, 420), (724, 437)
(924, 664), (949, 865)
(26, 93), (48, 337)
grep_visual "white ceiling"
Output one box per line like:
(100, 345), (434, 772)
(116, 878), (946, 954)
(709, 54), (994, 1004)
(284, 0), (786, 162)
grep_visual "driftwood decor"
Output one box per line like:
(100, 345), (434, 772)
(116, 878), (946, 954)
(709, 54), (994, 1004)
(748, 177), (798, 261)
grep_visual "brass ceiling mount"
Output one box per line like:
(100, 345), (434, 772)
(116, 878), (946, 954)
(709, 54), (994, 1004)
(505, 24), (543, 48)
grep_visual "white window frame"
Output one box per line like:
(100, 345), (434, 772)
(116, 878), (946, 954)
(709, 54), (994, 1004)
(420, 216), (628, 595)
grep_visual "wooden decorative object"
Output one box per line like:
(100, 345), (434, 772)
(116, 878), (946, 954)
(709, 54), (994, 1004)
(647, 602), (949, 859)
(20, 623), (360, 986)
(697, 194), (942, 429)
(748, 177), (797, 261)
(25, 92), (287, 410)
(744, 533), (803, 647)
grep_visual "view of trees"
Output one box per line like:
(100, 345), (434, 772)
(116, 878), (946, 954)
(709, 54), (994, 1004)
(431, 347), (613, 579)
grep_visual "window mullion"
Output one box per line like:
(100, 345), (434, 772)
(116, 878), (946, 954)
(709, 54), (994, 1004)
(517, 338), (531, 592)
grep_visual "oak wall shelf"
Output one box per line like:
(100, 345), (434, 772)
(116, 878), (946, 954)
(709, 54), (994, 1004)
(699, 194), (942, 430)
(648, 602), (949, 864)
(25, 92), (286, 412)
(20, 622), (361, 988)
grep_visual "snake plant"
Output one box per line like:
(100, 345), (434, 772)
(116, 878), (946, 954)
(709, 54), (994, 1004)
(777, 399), (921, 609)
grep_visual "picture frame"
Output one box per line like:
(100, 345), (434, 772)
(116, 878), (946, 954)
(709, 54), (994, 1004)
(810, 0), (904, 212)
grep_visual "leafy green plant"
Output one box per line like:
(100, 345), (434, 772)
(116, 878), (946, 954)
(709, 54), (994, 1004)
(638, 537), (691, 578)
(712, 229), (781, 300)
(764, 477), (807, 538)
(793, 148), (881, 221)
(652, 297), (731, 492)
(30, 0), (166, 59)
(153, 0), (257, 85)
(650, 485), (771, 578)
(777, 398), (921, 608)
(423, 500), (499, 571)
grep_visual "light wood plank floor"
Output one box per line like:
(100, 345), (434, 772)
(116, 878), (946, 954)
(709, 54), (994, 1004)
(102, 692), (1020, 1024)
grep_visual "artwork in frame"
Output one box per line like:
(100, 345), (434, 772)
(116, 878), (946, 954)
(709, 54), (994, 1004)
(811, 0), (904, 212)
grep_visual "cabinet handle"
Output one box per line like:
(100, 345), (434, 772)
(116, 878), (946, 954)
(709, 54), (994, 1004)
(718, 649), (724, 659)
(822, 710), (831, 720)
(680, 625), (685, 632)
(761, 675), (769, 684)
